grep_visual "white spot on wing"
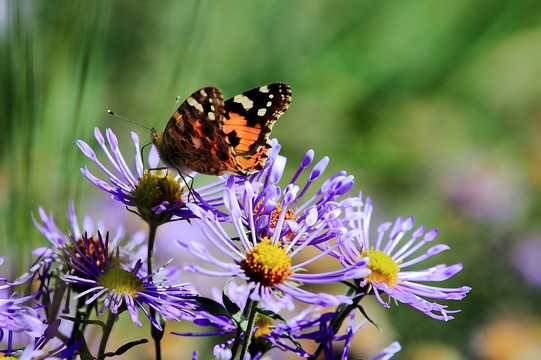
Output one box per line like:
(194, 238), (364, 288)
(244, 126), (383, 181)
(259, 85), (269, 93)
(210, 105), (215, 111)
(188, 96), (204, 112)
(269, 94), (274, 99)
(266, 101), (272, 107)
(208, 112), (215, 120)
(200, 89), (207, 97)
(257, 108), (267, 116)
(233, 94), (254, 110)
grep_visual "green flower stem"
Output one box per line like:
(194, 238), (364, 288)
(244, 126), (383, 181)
(232, 298), (259, 360)
(230, 318), (244, 356)
(147, 221), (163, 360)
(147, 221), (158, 280)
(66, 296), (89, 360)
(97, 310), (117, 360)
(239, 299), (259, 359)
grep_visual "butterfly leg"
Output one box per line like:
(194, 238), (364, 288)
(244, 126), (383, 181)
(176, 170), (196, 202)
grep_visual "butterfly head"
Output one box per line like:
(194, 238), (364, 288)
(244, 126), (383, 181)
(150, 127), (159, 143)
(151, 128), (167, 161)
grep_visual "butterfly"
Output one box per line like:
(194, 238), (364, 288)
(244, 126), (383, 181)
(152, 83), (291, 176)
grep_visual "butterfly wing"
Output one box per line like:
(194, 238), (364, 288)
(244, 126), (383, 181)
(155, 83), (291, 176)
(157, 87), (235, 175)
(222, 83), (291, 174)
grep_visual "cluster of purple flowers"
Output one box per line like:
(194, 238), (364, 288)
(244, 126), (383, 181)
(0, 127), (470, 359)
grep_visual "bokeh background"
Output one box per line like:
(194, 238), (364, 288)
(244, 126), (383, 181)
(2, 1), (541, 359)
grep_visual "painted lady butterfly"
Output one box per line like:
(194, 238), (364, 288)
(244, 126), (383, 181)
(152, 83), (291, 176)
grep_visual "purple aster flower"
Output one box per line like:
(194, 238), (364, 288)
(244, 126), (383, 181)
(333, 194), (471, 321)
(0, 271), (46, 355)
(441, 152), (529, 224)
(176, 281), (319, 357)
(277, 308), (400, 360)
(21, 203), (147, 294)
(29, 203), (192, 330)
(14, 320), (83, 359)
(59, 230), (195, 330)
(32, 202), (131, 251)
(178, 178), (370, 308)
(0, 292), (44, 340)
(77, 127), (229, 224)
(234, 140), (355, 245)
(511, 234), (541, 287)
(178, 282), (399, 360)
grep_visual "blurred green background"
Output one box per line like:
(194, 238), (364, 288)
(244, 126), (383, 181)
(2, 1), (541, 359)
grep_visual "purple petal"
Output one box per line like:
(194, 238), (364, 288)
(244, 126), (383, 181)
(309, 156), (329, 181)
(77, 140), (97, 159)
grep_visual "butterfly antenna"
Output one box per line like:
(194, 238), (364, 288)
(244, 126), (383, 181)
(169, 96), (181, 114)
(107, 110), (153, 132)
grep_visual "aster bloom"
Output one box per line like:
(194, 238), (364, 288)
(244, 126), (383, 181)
(32, 202), (131, 251)
(234, 140), (355, 245)
(0, 257), (45, 348)
(274, 308), (400, 360)
(77, 127), (229, 224)
(32, 204), (194, 329)
(179, 283), (398, 359)
(13, 320), (83, 360)
(0, 290), (46, 354)
(59, 231), (195, 330)
(176, 282), (304, 356)
(334, 194), (471, 321)
(177, 281), (321, 357)
(32, 202), (148, 265)
(181, 308), (317, 358)
(179, 178), (370, 308)
(22, 203), (148, 292)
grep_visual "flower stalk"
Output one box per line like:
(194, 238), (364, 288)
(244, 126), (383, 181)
(147, 220), (163, 360)
(98, 310), (118, 360)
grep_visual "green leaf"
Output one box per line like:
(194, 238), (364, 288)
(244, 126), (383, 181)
(194, 296), (232, 319)
(255, 306), (287, 324)
(356, 304), (383, 332)
(104, 339), (148, 357)
(60, 315), (106, 329)
(223, 291), (246, 330)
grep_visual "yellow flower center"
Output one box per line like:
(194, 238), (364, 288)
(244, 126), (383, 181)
(240, 238), (292, 287)
(249, 314), (274, 354)
(134, 169), (184, 224)
(98, 268), (145, 297)
(362, 247), (400, 286)
(254, 314), (273, 338)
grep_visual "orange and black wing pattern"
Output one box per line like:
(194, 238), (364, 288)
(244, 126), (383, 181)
(153, 83), (291, 176)
(222, 83), (291, 174)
